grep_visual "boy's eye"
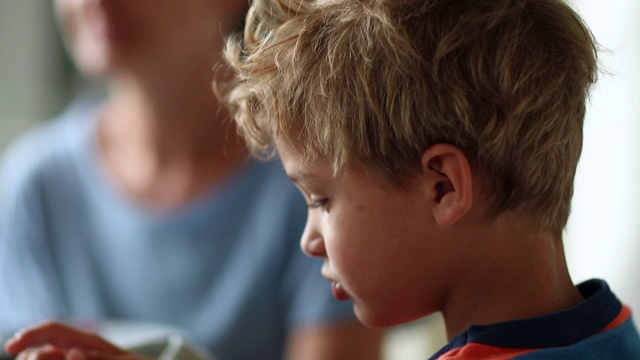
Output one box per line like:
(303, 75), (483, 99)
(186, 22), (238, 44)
(307, 199), (329, 209)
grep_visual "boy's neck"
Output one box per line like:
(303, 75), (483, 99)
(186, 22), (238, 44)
(440, 217), (584, 340)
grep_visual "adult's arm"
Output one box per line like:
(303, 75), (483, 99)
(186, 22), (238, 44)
(0, 131), (68, 337)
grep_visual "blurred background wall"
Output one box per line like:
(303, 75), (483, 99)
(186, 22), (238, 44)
(0, 1), (638, 359)
(564, 0), (640, 330)
(0, 0), (82, 150)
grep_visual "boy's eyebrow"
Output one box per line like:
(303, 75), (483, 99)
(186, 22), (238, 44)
(287, 171), (317, 183)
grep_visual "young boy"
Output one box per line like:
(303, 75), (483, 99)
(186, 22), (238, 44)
(4, 0), (640, 359)
(220, 0), (640, 358)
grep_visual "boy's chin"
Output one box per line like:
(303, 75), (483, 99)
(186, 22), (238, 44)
(354, 305), (412, 329)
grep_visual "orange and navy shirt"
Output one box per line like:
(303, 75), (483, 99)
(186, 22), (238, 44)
(430, 279), (640, 359)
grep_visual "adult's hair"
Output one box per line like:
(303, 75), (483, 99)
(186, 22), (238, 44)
(222, 0), (599, 235)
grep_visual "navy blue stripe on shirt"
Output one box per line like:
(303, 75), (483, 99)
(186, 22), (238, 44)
(430, 279), (621, 359)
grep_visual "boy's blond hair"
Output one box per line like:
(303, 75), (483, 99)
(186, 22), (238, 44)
(222, 0), (598, 234)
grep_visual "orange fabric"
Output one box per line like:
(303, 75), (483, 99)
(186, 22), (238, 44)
(437, 303), (632, 359)
(601, 304), (632, 332)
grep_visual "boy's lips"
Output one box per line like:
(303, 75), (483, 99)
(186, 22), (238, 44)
(322, 267), (349, 300)
(331, 281), (350, 301)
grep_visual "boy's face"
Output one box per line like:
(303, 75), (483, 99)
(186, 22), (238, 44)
(277, 142), (454, 328)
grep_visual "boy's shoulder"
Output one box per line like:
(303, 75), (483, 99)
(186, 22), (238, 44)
(431, 280), (640, 359)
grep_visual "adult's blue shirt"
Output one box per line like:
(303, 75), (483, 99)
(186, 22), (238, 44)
(0, 94), (356, 360)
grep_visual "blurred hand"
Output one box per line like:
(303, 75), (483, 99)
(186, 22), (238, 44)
(4, 322), (147, 360)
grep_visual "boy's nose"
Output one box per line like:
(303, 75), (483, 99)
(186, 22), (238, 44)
(300, 222), (326, 258)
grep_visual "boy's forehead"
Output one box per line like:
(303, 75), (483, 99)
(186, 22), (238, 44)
(276, 141), (332, 182)
(275, 139), (298, 166)
(276, 141), (308, 176)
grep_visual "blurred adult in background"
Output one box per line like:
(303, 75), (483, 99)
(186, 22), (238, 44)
(0, 0), (383, 359)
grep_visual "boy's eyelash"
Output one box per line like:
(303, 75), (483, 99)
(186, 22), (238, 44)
(307, 199), (328, 209)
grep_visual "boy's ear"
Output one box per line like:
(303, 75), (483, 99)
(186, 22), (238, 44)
(421, 143), (473, 226)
